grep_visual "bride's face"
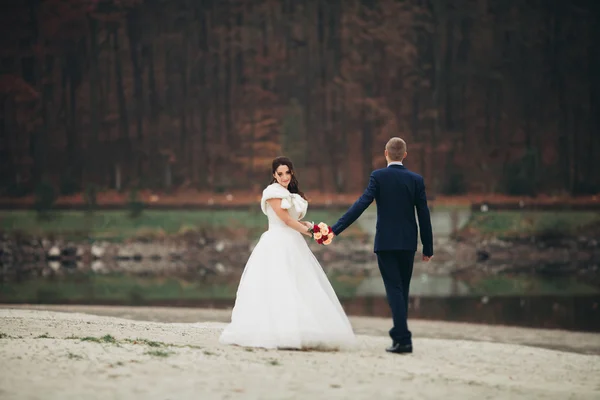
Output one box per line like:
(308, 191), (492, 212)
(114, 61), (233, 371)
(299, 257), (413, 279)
(274, 165), (292, 188)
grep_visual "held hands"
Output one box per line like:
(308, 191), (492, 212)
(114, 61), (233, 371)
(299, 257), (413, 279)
(303, 220), (428, 256)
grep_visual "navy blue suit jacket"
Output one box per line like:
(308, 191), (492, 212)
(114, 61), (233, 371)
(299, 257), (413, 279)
(332, 164), (433, 255)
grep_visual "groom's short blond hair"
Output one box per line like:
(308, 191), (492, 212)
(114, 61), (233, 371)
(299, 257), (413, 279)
(386, 137), (407, 161)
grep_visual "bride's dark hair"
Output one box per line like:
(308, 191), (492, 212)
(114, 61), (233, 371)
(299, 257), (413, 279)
(270, 156), (307, 200)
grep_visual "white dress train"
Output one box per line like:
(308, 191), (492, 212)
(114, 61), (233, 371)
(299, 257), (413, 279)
(219, 183), (356, 350)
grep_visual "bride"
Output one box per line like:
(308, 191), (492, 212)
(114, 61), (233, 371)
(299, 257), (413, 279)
(219, 156), (356, 350)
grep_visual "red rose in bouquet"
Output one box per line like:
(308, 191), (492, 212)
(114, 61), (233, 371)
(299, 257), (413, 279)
(311, 222), (333, 245)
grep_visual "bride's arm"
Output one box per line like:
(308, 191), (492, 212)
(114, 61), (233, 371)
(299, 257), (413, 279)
(267, 199), (313, 237)
(299, 220), (312, 228)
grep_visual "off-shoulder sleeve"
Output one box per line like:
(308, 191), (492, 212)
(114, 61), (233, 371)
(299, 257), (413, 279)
(261, 184), (292, 215)
(290, 194), (308, 220)
(260, 184), (308, 219)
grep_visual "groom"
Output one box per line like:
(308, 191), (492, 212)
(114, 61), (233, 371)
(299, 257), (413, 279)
(331, 137), (433, 354)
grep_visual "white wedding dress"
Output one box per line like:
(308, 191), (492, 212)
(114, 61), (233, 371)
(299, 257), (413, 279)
(219, 183), (356, 350)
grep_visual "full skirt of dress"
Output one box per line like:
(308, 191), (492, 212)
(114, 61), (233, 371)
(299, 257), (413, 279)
(219, 226), (356, 350)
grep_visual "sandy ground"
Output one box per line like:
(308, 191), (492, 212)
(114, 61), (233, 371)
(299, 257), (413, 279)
(1, 306), (599, 400)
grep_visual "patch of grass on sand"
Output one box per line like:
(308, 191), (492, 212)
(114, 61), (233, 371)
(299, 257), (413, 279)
(80, 334), (117, 344)
(80, 336), (101, 343)
(67, 352), (84, 360)
(267, 359), (281, 366)
(100, 334), (117, 343)
(124, 338), (165, 347)
(66, 335), (202, 351)
(35, 333), (53, 339)
(145, 349), (172, 358)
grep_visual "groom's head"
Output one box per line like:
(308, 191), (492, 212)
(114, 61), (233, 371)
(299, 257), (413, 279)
(385, 137), (407, 163)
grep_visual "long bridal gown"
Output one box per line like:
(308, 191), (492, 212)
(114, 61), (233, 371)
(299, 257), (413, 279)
(219, 183), (356, 350)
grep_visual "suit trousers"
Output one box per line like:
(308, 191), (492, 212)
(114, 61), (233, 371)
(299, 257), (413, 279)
(376, 250), (415, 345)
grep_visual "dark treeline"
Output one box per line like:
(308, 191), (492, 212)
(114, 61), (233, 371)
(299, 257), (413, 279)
(0, 0), (598, 196)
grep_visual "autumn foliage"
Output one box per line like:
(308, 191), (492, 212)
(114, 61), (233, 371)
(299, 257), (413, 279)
(0, 0), (598, 198)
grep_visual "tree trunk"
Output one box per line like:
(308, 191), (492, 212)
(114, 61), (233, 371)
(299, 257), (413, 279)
(430, 0), (446, 193)
(179, 35), (189, 174)
(361, 99), (373, 187)
(224, 4), (234, 149)
(126, 10), (144, 141)
(88, 17), (100, 143)
(195, 1), (210, 188)
(113, 25), (131, 183)
(146, 44), (159, 120)
(65, 52), (80, 186)
(588, 14), (600, 191)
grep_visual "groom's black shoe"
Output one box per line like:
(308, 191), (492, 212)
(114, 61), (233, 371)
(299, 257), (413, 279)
(386, 342), (413, 354)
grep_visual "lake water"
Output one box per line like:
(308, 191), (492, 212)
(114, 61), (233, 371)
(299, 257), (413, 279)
(1, 258), (598, 333)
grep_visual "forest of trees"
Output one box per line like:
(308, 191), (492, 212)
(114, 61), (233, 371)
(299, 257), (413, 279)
(0, 0), (598, 196)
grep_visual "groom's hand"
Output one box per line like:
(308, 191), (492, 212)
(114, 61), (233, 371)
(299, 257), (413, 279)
(422, 255), (432, 262)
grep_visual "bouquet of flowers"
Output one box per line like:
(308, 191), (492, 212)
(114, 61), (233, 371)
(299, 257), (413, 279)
(309, 222), (334, 245)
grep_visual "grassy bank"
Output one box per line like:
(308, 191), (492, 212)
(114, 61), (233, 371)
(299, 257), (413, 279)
(461, 211), (600, 238)
(3, 208), (599, 241)
(0, 209), (365, 241)
(0, 272), (361, 304)
(465, 275), (599, 296)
